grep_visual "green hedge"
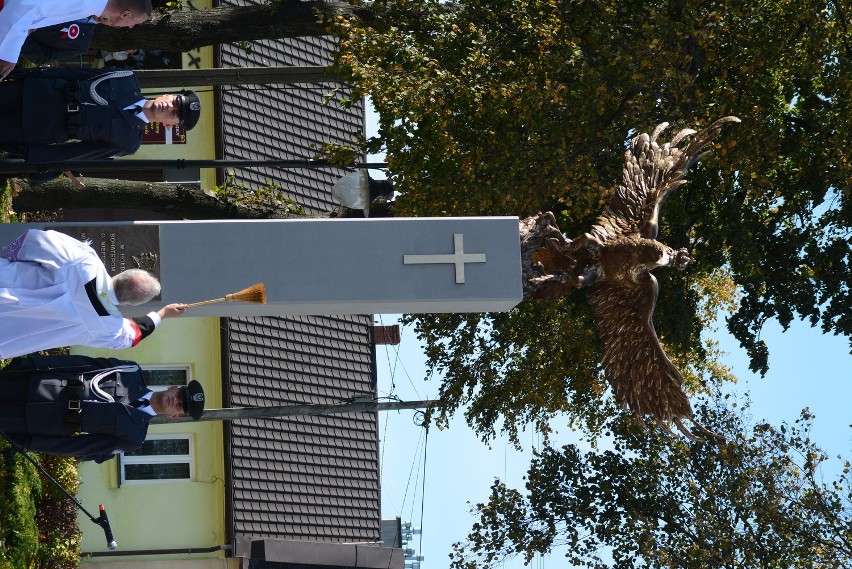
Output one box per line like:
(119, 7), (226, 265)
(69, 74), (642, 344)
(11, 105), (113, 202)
(0, 444), (82, 569)
(0, 447), (41, 569)
(0, 348), (82, 569)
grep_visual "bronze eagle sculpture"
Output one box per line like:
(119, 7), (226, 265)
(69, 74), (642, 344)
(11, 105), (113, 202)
(520, 116), (740, 439)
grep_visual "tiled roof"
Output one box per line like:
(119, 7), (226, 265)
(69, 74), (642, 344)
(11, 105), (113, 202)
(223, 315), (380, 543)
(218, 2), (364, 215)
(216, 1), (377, 546)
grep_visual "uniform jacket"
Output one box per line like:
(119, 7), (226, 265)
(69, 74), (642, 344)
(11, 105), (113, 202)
(20, 19), (96, 65)
(9, 66), (147, 164)
(1, 354), (154, 462)
(0, 0), (106, 63)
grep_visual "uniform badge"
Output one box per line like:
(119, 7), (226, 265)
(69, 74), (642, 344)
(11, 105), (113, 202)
(60, 24), (81, 40)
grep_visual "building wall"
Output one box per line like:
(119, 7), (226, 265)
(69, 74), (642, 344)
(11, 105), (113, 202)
(73, 317), (226, 559)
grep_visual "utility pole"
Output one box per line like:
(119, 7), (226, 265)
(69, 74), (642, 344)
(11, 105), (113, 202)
(0, 159), (387, 176)
(133, 66), (341, 89)
(151, 399), (435, 424)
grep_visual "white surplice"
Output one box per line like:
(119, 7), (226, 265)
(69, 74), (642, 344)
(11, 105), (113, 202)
(0, 229), (139, 358)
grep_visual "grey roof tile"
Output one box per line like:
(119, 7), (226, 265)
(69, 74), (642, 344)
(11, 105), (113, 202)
(217, 19), (364, 215)
(223, 313), (380, 544)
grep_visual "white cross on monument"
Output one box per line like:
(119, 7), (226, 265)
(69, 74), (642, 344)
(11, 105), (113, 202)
(402, 233), (486, 284)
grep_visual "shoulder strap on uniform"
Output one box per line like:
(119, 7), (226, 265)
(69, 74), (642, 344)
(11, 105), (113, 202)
(88, 70), (136, 106)
(89, 364), (141, 403)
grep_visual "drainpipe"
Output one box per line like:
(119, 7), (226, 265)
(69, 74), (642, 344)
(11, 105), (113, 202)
(82, 544), (232, 557)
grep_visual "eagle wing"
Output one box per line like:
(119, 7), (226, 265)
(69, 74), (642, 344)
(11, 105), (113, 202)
(586, 273), (701, 439)
(588, 116), (741, 244)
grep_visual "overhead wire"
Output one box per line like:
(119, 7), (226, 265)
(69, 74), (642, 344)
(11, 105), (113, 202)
(376, 315), (431, 567)
(406, 426), (425, 527)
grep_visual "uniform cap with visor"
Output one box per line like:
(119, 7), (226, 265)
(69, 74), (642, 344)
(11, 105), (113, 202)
(176, 90), (201, 131)
(180, 380), (205, 420)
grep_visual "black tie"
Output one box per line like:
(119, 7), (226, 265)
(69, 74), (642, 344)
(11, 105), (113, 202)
(131, 399), (149, 409)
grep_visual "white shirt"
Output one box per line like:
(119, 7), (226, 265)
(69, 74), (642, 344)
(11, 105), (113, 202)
(0, 0), (108, 62)
(135, 391), (156, 416)
(0, 229), (159, 358)
(125, 99), (150, 123)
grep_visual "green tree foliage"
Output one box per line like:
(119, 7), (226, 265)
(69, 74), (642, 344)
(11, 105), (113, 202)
(413, 298), (610, 443)
(33, 455), (82, 569)
(0, 449), (82, 569)
(332, 0), (851, 437)
(451, 398), (852, 568)
(0, 448), (40, 569)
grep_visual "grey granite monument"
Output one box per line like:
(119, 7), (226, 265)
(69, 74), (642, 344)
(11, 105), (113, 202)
(0, 217), (522, 316)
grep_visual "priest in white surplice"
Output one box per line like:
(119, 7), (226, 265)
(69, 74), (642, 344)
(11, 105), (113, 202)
(0, 229), (186, 358)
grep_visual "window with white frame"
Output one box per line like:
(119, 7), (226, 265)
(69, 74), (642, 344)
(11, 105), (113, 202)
(120, 434), (194, 484)
(140, 364), (191, 390)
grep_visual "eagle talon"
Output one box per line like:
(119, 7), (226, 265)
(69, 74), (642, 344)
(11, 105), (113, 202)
(673, 248), (693, 270)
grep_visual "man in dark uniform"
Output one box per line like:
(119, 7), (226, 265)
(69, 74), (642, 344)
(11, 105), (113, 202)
(20, 19), (98, 65)
(0, 66), (201, 167)
(0, 354), (205, 463)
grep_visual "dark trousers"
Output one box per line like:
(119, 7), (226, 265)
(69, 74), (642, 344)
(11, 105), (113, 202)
(0, 82), (24, 145)
(0, 370), (29, 433)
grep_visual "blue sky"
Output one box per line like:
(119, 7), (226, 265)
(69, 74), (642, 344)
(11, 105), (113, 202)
(376, 314), (852, 569)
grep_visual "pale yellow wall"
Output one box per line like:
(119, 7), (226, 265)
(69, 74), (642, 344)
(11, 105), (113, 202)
(119, 12), (217, 191)
(72, 316), (226, 559)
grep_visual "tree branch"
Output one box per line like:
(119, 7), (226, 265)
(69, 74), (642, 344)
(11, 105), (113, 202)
(90, 0), (369, 52)
(90, 0), (458, 52)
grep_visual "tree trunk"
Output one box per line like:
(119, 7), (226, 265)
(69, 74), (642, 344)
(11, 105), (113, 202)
(12, 177), (390, 219)
(90, 0), (375, 52)
(91, 0), (459, 53)
(13, 177), (288, 219)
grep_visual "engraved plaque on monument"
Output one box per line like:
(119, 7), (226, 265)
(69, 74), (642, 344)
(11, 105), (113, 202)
(46, 224), (161, 280)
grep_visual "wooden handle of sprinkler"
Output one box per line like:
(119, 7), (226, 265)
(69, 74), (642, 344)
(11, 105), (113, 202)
(185, 297), (230, 308)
